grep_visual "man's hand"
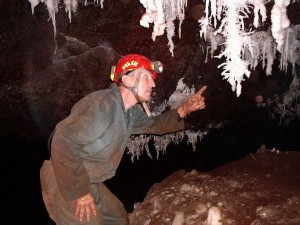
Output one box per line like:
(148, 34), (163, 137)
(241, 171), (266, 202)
(75, 192), (97, 222)
(178, 86), (207, 118)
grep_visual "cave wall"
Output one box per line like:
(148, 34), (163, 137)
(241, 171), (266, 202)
(0, 0), (299, 142)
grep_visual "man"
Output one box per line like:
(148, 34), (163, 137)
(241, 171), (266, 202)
(40, 54), (207, 225)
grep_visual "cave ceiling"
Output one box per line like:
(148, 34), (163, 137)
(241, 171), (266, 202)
(0, 0), (299, 142)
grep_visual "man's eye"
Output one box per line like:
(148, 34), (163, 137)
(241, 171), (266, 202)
(143, 74), (149, 79)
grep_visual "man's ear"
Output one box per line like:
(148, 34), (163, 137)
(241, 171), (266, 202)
(121, 75), (133, 87)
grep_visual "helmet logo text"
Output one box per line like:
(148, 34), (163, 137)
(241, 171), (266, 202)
(122, 61), (139, 70)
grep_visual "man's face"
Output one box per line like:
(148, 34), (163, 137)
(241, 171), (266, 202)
(136, 69), (156, 102)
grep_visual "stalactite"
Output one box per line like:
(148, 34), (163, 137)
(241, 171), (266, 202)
(271, 0), (291, 52)
(27, 0), (299, 98)
(199, 0), (298, 97)
(139, 0), (187, 56)
(28, 0), (105, 35)
(244, 31), (275, 76)
(280, 24), (300, 73)
(214, 0), (252, 97)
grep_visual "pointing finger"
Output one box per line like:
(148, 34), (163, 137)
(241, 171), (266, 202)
(197, 86), (207, 95)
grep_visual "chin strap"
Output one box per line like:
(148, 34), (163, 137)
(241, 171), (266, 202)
(130, 72), (143, 103)
(118, 72), (152, 117)
(141, 102), (152, 117)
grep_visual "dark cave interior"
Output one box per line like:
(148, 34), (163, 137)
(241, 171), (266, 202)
(1, 0), (300, 224)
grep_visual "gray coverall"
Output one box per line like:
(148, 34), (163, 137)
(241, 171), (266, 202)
(40, 83), (185, 225)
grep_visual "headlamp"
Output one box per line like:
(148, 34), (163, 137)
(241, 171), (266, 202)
(152, 61), (163, 73)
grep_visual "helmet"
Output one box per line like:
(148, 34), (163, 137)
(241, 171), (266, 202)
(110, 54), (163, 83)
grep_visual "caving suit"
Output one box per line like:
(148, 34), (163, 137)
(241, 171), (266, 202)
(40, 83), (185, 225)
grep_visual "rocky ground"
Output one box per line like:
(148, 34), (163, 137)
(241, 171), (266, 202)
(129, 146), (300, 225)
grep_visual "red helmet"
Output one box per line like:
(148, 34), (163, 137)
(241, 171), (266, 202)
(110, 54), (163, 83)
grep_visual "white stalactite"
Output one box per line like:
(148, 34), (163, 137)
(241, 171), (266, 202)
(214, 0), (252, 97)
(28, 0), (40, 14)
(27, 0), (299, 98)
(199, 0), (297, 96)
(139, 0), (187, 56)
(28, 0), (105, 35)
(280, 24), (300, 73)
(250, 0), (267, 28)
(271, 0), (291, 52)
(217, 0), (223, 20)
(244, 31), (275, 76)
(64, 0), (78, 22)
(42, 0), (59, 35)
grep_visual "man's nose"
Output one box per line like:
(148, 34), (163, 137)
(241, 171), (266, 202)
(150, 78), (155, 87)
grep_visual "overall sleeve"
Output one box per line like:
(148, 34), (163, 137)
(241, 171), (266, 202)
(132, 108), (185, 135)
(51, 100), (112, 201)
